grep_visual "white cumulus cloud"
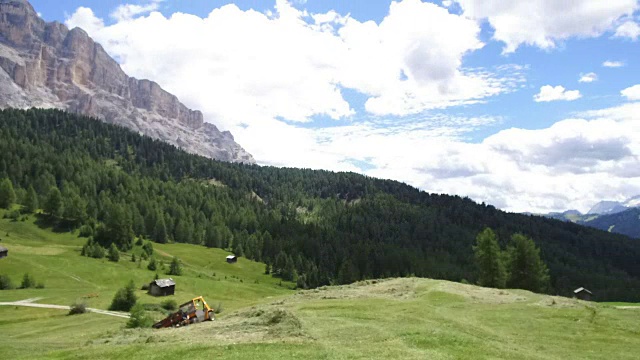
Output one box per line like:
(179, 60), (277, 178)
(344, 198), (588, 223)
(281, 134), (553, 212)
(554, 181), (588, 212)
(111, 0), (163, 22)
(62, 0), (640, 214)
(65, 0), (520, 124)
(621, 84), (640, 100)
(534, 85), (582, 102)
(614, 20), (640, 40)
(65, 7), (104, 34)
(578, 72), (598, 83)
(603, 60), (625, 68)
(452, 0), (639, 53)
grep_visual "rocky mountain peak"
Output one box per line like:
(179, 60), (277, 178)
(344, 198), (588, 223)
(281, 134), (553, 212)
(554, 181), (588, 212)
(0, 0), (254, 164)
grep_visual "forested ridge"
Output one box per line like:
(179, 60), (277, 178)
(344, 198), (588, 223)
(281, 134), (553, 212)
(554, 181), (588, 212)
(1, 108), (639, 301)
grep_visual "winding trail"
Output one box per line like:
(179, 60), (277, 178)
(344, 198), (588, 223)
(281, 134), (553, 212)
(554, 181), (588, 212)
(0, 298), (130, 318)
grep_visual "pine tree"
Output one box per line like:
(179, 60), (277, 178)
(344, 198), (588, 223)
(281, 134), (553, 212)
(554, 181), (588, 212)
(63, 189), (86, 222)
(24, 185), (38, 213)
(43, 186), (63, 217)
(21, 273), (35, 289)
(95, 204), (134, 251)
(506, 234), (551, 293)
(153, 214), (168, 244)
(337, 259), (359, 285)
(0, 178), (16, 209)
(282, 255), (296, 281)
(473, 228), (507, 288)
(204, 222), (219, 248)
(168, 256), (182, 276)
(108, 243), (120, 262)
(147, 257), (157, 271)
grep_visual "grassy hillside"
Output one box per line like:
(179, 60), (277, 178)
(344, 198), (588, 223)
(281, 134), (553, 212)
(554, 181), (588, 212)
(1, 214), (640, 359)
(0, 210), (294, 357)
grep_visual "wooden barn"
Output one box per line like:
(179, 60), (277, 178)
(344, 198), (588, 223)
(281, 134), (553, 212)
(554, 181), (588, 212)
(226, 255), (237, 264)
(0, 245), (7, 259)
(573, 287), (592, 301)
(148, 278), (175, 297)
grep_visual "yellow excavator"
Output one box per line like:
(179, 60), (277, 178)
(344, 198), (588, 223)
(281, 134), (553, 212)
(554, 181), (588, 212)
(153, 296), (215, 329)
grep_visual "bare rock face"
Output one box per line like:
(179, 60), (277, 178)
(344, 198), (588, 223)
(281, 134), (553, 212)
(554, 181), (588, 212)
(0, 0), (255, 164)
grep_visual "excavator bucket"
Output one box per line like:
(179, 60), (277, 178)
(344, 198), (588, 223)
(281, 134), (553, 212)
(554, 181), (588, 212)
(153, 296), (215, 329)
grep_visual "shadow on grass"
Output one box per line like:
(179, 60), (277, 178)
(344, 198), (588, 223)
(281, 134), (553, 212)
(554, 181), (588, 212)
(34, 213), (78, 233)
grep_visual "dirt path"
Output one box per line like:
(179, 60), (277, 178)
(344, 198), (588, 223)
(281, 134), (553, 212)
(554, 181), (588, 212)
(0, 298), (130, 318)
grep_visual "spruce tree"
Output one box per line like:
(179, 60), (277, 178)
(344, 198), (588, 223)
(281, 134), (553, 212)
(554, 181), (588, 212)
(506, 234), (551, 293)
(0, 178), (16, 209)
(473, 228), (507, 288)
(153, 214), (168, 244)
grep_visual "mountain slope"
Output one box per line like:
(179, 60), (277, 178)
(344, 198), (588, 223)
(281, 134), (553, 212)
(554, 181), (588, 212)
(2, 108), (640, 302)
(0, 0), (254, 163)
(587, 201), (628, 215)
(541, 196), (640, 239)
(582, 207), (640, 239)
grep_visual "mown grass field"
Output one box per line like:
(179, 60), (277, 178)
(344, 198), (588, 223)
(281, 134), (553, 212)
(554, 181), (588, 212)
(1, 211), (639, 359)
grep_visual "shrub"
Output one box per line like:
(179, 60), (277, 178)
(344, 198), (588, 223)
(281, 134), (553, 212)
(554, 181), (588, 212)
(78, 225), (94, 238)
(127, 303), (154, 328)
(81, 238), (105, 259)
(135, 238), (144, 246)
(214, 302), (224, 314)
(69, 301), (87, 315)
(21, 273), (35, 289)
(109, 280), (137, 311)
(141, 303), (164, 312)
(7, 209), (20, 221)
(35, 282), (45, 289)
(0, 274), (14, 290)
(141, 283), (150, 291)
(142, 242), (154, 257)
(160, 299), (177, 311)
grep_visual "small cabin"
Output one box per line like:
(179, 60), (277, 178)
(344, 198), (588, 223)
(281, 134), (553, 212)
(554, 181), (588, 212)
(226, 255), (237, 264)
(0, 246), (7, 259)
(148, 278), (175, 297)
(573, 287), (592, 301)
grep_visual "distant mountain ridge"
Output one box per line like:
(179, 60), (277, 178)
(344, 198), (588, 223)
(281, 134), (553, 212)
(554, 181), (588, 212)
(542, 195), (640, 239)
(0, 0), (254, 163)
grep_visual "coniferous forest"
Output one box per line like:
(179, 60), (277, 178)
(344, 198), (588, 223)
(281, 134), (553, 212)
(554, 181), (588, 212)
(1, 108), (639, 301)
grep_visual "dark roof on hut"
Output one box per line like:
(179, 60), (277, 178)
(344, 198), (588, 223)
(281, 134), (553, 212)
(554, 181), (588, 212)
(152, 278), (175, 288)
(573, 287), (592, 295)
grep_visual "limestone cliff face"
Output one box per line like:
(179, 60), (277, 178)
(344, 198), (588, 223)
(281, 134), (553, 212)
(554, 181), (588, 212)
(0, 0), (255, 164)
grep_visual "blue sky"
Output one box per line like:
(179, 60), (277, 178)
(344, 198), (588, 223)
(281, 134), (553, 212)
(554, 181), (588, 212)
(30, 0), (640, 213)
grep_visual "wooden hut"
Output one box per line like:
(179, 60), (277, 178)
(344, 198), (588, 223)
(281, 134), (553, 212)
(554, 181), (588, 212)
(226, 255), (237, 264)
(0, 245), (7, 259)
(148, 278), (175, 296)
(573, 287), (592, 301)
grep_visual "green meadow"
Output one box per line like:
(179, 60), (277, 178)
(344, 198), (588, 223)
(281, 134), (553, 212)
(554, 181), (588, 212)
(1, 211), (639, 359)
